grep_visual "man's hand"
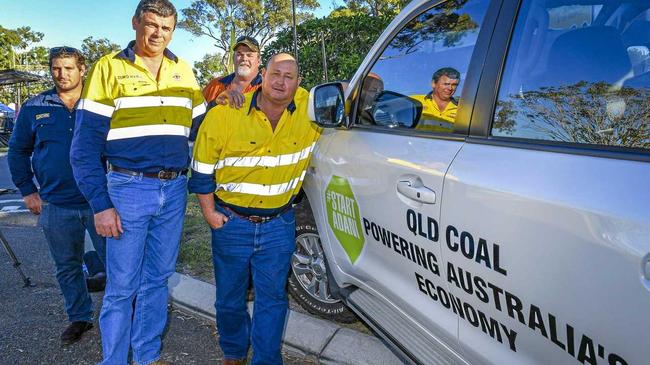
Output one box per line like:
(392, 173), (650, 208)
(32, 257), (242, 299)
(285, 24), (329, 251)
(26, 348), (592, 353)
(203, 210), (229, 230)
(195, 193), (228, 229)
(215, 89), (246, 109)
(23, 192), (42, 215)
(94, 208), (124, 239)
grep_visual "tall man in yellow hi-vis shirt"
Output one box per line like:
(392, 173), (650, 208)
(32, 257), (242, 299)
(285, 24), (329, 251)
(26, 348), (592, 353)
(190, 53), (321, 365)
(70, 1), (206, 364)
(412, 67), (460, 133)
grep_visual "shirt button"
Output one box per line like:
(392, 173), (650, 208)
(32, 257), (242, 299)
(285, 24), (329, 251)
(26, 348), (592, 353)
(68, 115), (72, 119)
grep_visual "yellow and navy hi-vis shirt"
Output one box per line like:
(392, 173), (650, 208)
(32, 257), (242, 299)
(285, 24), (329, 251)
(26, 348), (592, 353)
(189, 87), (322, 216)
(411, 92), (458, 133)
(70, 41), (207, 213)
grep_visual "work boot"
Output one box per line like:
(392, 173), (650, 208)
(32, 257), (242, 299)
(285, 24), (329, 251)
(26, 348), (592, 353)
(222, 358), (246, 365)
(86, 272), (106, 292)
(60, 321), (93, 345)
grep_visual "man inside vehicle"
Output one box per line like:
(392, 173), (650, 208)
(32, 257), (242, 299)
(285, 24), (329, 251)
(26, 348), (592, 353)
(412, 67), (460, 133)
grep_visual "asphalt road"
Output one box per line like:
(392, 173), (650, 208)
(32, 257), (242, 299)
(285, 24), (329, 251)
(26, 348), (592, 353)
(0, 155), (317, 365)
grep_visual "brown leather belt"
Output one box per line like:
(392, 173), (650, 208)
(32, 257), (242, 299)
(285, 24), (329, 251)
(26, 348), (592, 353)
(222, 205), (287, 224)
(109, 165), (187, 180)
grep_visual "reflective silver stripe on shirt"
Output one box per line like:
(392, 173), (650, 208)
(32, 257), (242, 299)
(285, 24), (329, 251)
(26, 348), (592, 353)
(78, 99), (114, 118)
(216, 170), (307, 196)
(191, 159), (216, 174)
(215, 143), (315, 170)
(192, 102), (207, 119)
(106, 124), (190, 141)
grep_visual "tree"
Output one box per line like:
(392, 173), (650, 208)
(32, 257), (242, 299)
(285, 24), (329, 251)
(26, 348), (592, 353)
(179, 0), (318, 71)
(388, 0), (478, 54)
(81, 37), (121, 67)
(263, 14), (391, 89)
(0, 25), (49, 105)
(0, 25), (44, 69)
(343, 0), (409, 17)
(193, 52), (226, 87)
(494, 82), (650, 149)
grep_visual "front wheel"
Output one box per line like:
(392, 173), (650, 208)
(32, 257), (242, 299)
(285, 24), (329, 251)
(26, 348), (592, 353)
(289, 224), (357, 323)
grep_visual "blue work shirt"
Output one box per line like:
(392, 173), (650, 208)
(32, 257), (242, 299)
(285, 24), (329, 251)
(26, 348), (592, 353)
(8, 88), (89, 209)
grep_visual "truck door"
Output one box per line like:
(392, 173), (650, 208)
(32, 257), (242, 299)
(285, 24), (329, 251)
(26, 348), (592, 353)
(440, 0), (650, 363)
(306, 0), (498, 362)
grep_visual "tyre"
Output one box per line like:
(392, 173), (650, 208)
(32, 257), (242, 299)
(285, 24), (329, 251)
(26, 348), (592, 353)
(289, 224), (357, 323)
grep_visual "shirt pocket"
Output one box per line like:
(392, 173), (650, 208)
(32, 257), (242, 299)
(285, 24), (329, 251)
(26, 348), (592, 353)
(227, 139), (261, 156)
(34, 118), (62, 146)
(116, 79), (153, 97)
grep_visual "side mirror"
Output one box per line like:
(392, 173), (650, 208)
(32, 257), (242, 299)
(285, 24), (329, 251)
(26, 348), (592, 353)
(308, 82), (345, 128)
(371, 91), (422, 128)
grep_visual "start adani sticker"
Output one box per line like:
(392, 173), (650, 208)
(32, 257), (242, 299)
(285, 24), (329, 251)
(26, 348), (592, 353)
(325, 176), (364, 263)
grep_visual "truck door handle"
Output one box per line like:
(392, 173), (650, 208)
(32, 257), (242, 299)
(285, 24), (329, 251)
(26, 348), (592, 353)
(397, 178), (436, 204)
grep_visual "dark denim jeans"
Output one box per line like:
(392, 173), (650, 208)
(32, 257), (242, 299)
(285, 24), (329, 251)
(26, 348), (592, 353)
(212, 205), (296, 365)
(39, 203), (106, 322)
(99, 171), (187, 365)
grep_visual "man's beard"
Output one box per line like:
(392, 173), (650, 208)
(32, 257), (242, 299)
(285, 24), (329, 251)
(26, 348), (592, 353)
(236, 65), (252, 77)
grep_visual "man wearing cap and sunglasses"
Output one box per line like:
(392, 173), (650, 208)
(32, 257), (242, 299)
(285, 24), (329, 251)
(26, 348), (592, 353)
(203, 36), (263, 110)
(8, 46), (106, 345)
(70, 0), (206, 364)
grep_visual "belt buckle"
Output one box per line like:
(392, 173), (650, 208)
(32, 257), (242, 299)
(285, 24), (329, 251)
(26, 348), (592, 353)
(157, 170), (177, 180)
(248, 215), (265, 223)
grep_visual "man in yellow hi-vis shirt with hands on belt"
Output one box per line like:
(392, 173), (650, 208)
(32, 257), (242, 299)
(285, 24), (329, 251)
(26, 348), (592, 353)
(189, 53), (321, 365)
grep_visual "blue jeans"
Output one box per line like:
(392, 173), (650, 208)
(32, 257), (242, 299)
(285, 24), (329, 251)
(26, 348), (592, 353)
(99, 171), (187, 365)
(212, 205), (296, 365)
(40, 203), (106, 322)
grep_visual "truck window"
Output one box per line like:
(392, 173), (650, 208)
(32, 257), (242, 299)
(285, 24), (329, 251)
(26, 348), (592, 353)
(356, 0), (490, 134)
(492, 0), (650, 150)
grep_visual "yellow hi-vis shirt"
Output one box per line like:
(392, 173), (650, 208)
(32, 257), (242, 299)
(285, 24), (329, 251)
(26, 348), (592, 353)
(191, 87), (322, 211)
(72, 42), (206, 213)
(411, 93), (458, 133)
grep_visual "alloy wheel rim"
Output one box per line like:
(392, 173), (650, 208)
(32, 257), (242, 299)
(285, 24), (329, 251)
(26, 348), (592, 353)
(291, 232), (339, 304)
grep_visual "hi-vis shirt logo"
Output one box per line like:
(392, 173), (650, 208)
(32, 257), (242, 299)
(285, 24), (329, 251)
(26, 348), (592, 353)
(325, 176), (365, 263)
(35, 113), (50, 120)
(172, 73), (182, 81)
(116, 75), (143, 80)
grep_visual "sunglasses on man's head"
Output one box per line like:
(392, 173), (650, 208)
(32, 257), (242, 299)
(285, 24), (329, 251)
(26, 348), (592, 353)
(49, 46), (82, 58)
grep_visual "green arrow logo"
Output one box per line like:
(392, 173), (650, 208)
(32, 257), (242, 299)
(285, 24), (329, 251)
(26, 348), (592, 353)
(325, 176), (365, 263)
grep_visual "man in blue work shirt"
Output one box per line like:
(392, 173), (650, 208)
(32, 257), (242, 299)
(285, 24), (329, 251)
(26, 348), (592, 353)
(70, 1), (206, 363)
(8, 46), (106, 346)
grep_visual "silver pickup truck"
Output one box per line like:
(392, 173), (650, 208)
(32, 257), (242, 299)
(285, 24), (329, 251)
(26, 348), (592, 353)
(289, 0), (650, 364)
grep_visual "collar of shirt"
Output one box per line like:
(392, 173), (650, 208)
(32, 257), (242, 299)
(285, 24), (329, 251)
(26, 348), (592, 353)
(115, 40), (178, 63)
(40, 87), (81, 110)
(220, 72), (263, 88)
(247, 88), (296, 115)
(424, 91), (458, 108)
(40, 88), (65, 105)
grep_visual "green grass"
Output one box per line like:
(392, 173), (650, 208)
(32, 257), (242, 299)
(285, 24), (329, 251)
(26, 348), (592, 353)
(177, 194), (215, 283)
